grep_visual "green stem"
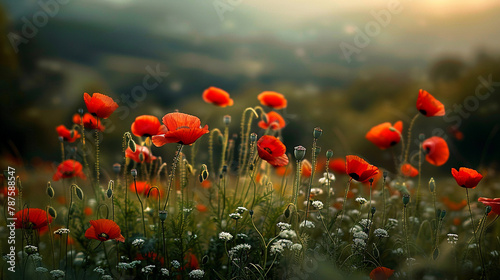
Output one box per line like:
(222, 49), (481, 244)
(466, 188), (485, 276)
(163, 144), (183, 210)
(404, 113), (419, 164)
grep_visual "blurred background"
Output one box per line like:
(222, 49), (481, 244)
(1, 0), (500, 179)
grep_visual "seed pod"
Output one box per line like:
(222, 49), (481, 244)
(440, 209), (446, 219)
(74, 185), (84, 200)
(383, 171), (388, 179)
(249, 210), (254, 217)
(326, 149), (333, 160)
(313, 127), (323, 139)
(402, 194), (410, 206)
(46, 182), (55, 198)
(294, 146), (306, 161)
(77, 108), (84, 115)
(284, 206), (291, 219)
(419, 133), (425, 142)
(159, 210), (168, 222)
(486, 206), (492, 215)
(131, 169), (137, 177)
(202, 255), (209, 265)
(371, 207), (376, 215)
(222, 165), (228, 173)
(113, 163), (121, 174)
(314, 146), (321, 156)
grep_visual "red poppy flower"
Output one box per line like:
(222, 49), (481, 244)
(196, 204), (208, 213)
(257, 91), (287, 109)
(370, 267), (394, 280)
(478, 197), (500, 215)
(14, 208), (52, 230)
(53, 159), (86, 181)
(200, 179), (212, 189)
(258, 111), (286, 130)
(275, 166), (292, 177)
(451, 167), (483, 189)
(73, 113), (105, 131)
(257, 135), (289, 167)
(365, 121), (403, 149)
(416, 89), (445, 117)
(131, 115), (162, 137)
(401, 163), (418, 177)
(84, 207), (93, 216)
(84, 92), (119, 119)
(329, 158), (346, 174)
(125, 145), (157, 163)
(56, 125), (81, 143)
(129, 181), (162, 197)
(422, 136), (449, 166)
(202, 87), (234, 107)
(84, 219), (125, 242)
(345, 155), (379, 182)
(301, 159), (312, 178)
(152, 112), (209, 146)
(441, 197), (467, 211)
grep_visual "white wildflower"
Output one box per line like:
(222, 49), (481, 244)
(36, 267), (48, 273)
(219, 232), (233, 241)
(236, 207), (248, 214)
(490, 251), (499, 257)
(353, 231), (368, 240)
(270, 243), (285, 256)
(299, 220), (315, 229)
(189, 269), (205, 279)
(132, 238), (145, 247)
(228, 244), (252, 258)
(355, 197), (367, 205)
(171, 260), (181, 269)
(291, 243), (302, 251)
(94, 267), (105, 274)
(161, 268), (170, 276)
(374, 228), (389, 238)
(54, 228), (70, 235)
(277, 222), (292, 230)
(279, 229), (297, 239)
(101, 275), (113, 280)
(310, 188), (324, 196)
(447, 233), (458, 244)
(237, 233), (248, 239)
(312, 200), (324, 210)
(183, 208), (193, 213)
(319, 172), (335, 185)
(50, 270), (65, 279)
(353, 238), (366, 248)
(141, 265), (155, 274)
(387, 218), (398, 228)
(359, 219), (372, 228)
(229, 213), (242, 220)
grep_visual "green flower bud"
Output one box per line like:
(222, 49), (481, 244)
(371, 207), (376, 215)
(440, 209), (446, 219)
(223, 115), (231, 126)
(486, 205), (492, 215)
(429, 177), (436, 193)
(250, 133), (258, 142)
(77, 108), (84, 115)
(159, 210), (168, 222)
(48, 206), (57, 219)
(403, 194), (410, 206)
(419, 133), (425, 142)
(314, 146), (321, 156)
(47, 182), (55, 198)
(74, 185), (84, 200)
(131, 169), (137, 177)
(128, 139), (137, 152)
(249, 210), (254, 217)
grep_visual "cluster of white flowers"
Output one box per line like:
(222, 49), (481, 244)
(101, 275), (113, 280)
(353, 231), (368, 240)
(228, 244), (252, 259)
(290, 243), (302, 252)
(349, 225), (363, 234)
(374, 228), (389, 238)
(237, 233), (248, 239)
(141, 265), (155, 274)
(229, 213), (242, 220)
(348, 209), (361, 217)
(183, 208), (193, 213)
(393, 248), (404, 256)
(161, 268), (170, 276)
(310, 188), (324, 196)
(219, 232), (233, 241)
(318, 172), (335, 185)
(387, 218), (399, 228)
(35, 267), (48, 273)
(132, 238), (145, 247)
(188, 269), (205, 279)
(353, 238), (366, 249)
(299, 220), (315, 229)
(236, 206), (248, 213)
(359, 219), (372, 228)
(50, 270), (65, 279)
(94, 267), (105, 274)
(279, 229), (297, 239)
(447, 233), (458, 244)
(54, 228), (70, 235)
(276, 222), (291, 230)
(171, 260), (181, 269)
(408, 216), (419, 224)
(270, 242), (285, 256)
(491, 251), (499, 257)
(312, 200), (324, 210)
(406, 258), (416, 265)
(355, 197), (367, 205)
(31, 253), (43, 262)
(116, 260), (141, 271)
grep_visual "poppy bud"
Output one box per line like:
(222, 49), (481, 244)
(419, 133), (425, 142)
(249, 210), (254, 217)
(250, 133), (257, 142)
(128, 139), (136, 152)
(440, 209), (446, 219)
(429, 177), (436, 193)
(131, 169), (137, 177)
(371, 207), (376, 215)
(47, 182), (55, 198)
(77, 108), (84, 115)
(485, 206), (492, 215)
(58, 136), (64, 142)
(314, 146), (321, 156)
(202, 255), (209, 265)
(326, 149), (333, 160)
(222, 165), (228, 173)
(284, 206), (290, 218)
(159, 210), (168, 222)
(369, 178), (374, 185)
(436, 209), (442, 219)
(74, 185), (84, 200)
(107, 188), (113, 199)
(313, 127), (323, 139)
(139, 152), (144, 162)
(294, 146), (306, 161)
(199, 166), (209, 183)
(223, 115), (231, 126)
(403, 194), (410, 206)
(383, 171), (388, 179)
(48, 206), (57, 219)
(113, 163), (121, 174)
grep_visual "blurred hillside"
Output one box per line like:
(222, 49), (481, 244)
(1, 0), (499, 175)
